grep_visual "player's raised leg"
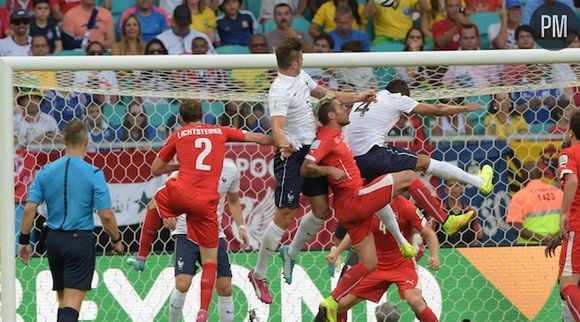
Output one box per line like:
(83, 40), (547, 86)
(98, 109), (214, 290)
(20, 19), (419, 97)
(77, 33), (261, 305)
(128, 197), (166, 271)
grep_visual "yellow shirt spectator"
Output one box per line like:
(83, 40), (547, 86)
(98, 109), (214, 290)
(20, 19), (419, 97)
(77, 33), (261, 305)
(311, 1), (367, 33)
(483, 114), (528, 140)
(189, 6), (217, 35)
(427, 0), (467, 27)
(374, 0), (420, 42)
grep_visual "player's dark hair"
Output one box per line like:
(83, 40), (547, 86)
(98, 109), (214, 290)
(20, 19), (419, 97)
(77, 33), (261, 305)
(276, 38), (302, 69)
(33, 0), (49, 6)
(64, 119), (89, 147)
(570, 110), (580, 140)
(180, 99), (203, 122)
(386, 79), (411, 97)
(515, 25), (534, 40)
(316, 96), (336, 125)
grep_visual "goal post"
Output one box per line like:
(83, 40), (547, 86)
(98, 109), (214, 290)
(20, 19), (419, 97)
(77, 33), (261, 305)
(1, 48), (579, 321)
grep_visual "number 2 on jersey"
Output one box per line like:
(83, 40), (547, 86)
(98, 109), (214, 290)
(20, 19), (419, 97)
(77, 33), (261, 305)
(194, 138), (212, 171)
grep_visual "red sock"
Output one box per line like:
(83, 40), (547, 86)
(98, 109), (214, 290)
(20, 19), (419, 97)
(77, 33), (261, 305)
(417, 306), (438, 322)
(408, 179), (448, 223)
(337, 311), (348, 322)
(331, 263), (370, 300)
(562, 285), (580, 321)
(200, 263), (217, 311)
(137, 208), (162, 259)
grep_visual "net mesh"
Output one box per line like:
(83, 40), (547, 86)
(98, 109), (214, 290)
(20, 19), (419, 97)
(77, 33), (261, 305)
(10, 57), (580, 321)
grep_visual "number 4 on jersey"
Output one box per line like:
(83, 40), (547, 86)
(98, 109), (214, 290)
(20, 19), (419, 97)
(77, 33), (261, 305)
(354, 102), (371, 117)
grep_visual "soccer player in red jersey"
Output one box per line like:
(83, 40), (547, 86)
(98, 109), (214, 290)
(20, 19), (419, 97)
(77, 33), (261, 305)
(128, 100), (273, 322)
(325, 196), (440, 322)
(300, 96), (448, 322)
(555, 110), (580, 321)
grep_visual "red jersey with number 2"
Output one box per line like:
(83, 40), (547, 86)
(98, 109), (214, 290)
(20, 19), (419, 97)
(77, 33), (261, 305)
(158, 123), (245, 199)
(559, 144), (580, 231)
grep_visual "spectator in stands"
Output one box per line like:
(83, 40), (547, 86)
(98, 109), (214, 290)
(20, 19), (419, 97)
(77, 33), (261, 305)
(159, 0), (216, 16)
(49, 0), (82, 22)
(61, 0), (115, 50)
(260, 0), (307, 24)
(216, 0), (259, 47)
(117, 101), (156, 142)
(421, 0), (466, 37)
(0, 9), (31, 56)
(304, 33), (339, 90)
(112, 14), (145, 55)
(442, 23), (500, 88)
(119, 0), (171, 43)
(309, 0), (366, 38)
(245, 103), (271, 133)
(507, 161), (562, 245)
(0, 7), (9, 38)
(13, 88), (61, 147)
(230, 34), (275, 93)
(432, 179), (482, 247)
(265, 3), (312, 52)
(396, 28), (433, 88)
(364, 0), (427, 45)
(484, 92), (528, 139)
(522, 0), (575, 25)
(487, 0), (521, 49)
(29, 0), (61, 53)
(156, 4), (216, 54)
(180, 36), (226, 91)
(335, 40), (376, 91)
(74, 41), (120, 104)
(307, 0), (327, 16)
(388, 113), (431, 154)
(549, 99), (576, 134)
(41, 89), (89, 131)
(84, 101), (116, 144)
(28, 35), (58, 88)
(431, 97), (474, 136)
(184, 0), (217, 45)
(327, 4), (370, 52)
(432, 0), (471, 50)
(464, 0), (501, 13)
(140, 39), (172, 107)
(5, 0), (34, 13)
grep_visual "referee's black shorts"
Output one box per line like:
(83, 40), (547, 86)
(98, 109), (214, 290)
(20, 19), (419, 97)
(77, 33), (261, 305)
(46, 230), (96, 291)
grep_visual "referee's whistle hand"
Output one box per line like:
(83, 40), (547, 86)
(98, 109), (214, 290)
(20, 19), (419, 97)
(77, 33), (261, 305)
(18, 244), (32, 265)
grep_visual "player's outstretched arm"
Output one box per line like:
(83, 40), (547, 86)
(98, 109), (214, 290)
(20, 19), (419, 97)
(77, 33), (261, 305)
(98, 208), (124, 254)
(300, 159), (348, 180)
(420, 225), (440, 270)
(311, 86), (376, 105)
(151, 157), (179, 176)
(412, 102), (482, 117)
(244, 131), (275, 146)
(560, 172), (578, 238)
(227, 191), (250, 249)
(327, 234), (352, 265)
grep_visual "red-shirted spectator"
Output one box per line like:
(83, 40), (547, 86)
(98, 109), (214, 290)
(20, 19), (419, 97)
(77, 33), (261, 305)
(0, 7), (10, 38)
(5, 0), (34, 13)
(432, 0), (471, 50)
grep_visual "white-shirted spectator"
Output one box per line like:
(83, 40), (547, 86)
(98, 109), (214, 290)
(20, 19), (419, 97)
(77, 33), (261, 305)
(487, 0), (521, 49)
(0, 9), (31, 56)
(73, 41), (120, 104)
(156, 4), (216, 55)
(13, 89), (60, 148)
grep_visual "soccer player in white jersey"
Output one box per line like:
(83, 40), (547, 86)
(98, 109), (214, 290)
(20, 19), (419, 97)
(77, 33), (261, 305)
(248, 38), (417, 305)
(165, 158), (249, 322)
(344, 79), (494, 202)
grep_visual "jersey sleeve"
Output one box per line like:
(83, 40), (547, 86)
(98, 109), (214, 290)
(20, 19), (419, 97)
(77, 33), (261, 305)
(223, 127), (246, 142)
(304, 134), (334, 164)
(398, 95), (419, 113)
(26, 169), (45, 204)
(228, 168), (241, 193)
(559, 148), (577, 179)
(268, 86), (291, 117)
(92, 169), (112, 210)
(303, 70), (318, 91)
(158, 133), (178, 163)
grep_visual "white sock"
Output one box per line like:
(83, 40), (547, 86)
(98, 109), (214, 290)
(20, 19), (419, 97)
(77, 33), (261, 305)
(169, 288), (187, 322)
(376, 205), (407, 246)
(288, 213), (325, 259)
(218, 296), (234, 322)
(426, 159), (484, 188)
(254, 221), (284, 279)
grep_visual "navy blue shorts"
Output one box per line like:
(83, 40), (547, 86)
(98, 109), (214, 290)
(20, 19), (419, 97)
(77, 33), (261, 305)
(354, 145), (418, 182)
(46, 230), (96, 291)
(274, 145), (328, 208)
(174, 235), (231, 278)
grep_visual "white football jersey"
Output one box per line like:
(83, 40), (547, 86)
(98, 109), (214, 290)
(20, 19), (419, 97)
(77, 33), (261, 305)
(344, 90), (418, 157)
(172, 158), (240, 238)
(268, 70), (318, 150)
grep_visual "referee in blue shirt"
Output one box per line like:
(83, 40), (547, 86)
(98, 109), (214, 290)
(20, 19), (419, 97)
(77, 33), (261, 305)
(18, 120), (124, 322)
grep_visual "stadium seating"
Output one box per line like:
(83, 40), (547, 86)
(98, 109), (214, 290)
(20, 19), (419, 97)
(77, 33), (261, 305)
(469, 12), (500, 50)
(262, 17), (311, 34)
(244, 0), (261, 22)
(371, 42), (405, 52)
(216, 45), (251, 54)
(52, 49), (86, 56)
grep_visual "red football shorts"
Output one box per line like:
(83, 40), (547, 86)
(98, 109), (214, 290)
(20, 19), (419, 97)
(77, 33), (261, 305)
(560, 231), (580, 276)
(350, 260), (418, 302)
(154, 178), (219, 248)
(335, 174), (394, 245)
